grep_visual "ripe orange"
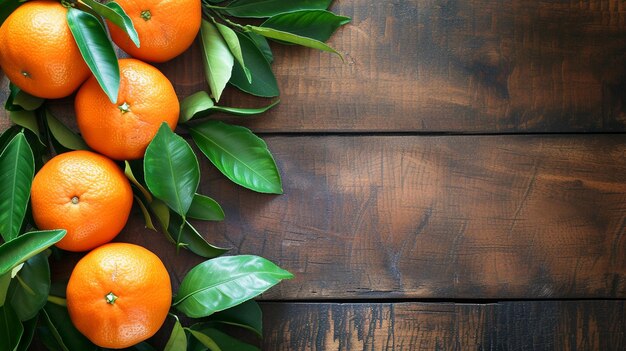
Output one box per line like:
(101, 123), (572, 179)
(107, 0), (201, 62)
(0, 1), (90, 99)
(30, 150), (133, 252)
(75, 58), (179, 160)
(66, 243), (172, 349)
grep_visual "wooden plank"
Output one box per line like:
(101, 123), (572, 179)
(87, 134), (626, 300)
(256, 301), (626, 350)
(5, 0), (626, 133)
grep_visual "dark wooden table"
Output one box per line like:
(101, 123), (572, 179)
(3, 0), (626, 349)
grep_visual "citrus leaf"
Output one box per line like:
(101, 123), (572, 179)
(134, 195), (156, 231)
(164, 316), (187, 351)
(41, 302), (97, 351)
(9, 252), (50, 321)
(0, 126), (20, 153)
(128, 342), (158, 351)
(81, 0), (140, 47)
(215, 22), (251, 83)
(211, 99), (280, 116)
(168, 212), (229, 258)
(173, 255), (293, 318)
(67, 7), (120, 103)
(188, 329), (222, 351)
(0, 230), (66, 276)
(208, 300), (263, 337)
(193, 327), (260, 351)
(125, 161), (152, 202)
(188, 194), (225, 221)
(45, 110), (89, 151)
(144, 123), (200, 217)
(12, 90), (44, 111)
(190, 120), (283, 194)
(201, 20), (234, 102)
(9, 110), (40, 142)
(180, 91), (215, 123)
(223, 0), (332, 18)
(0, 132), (34, 242)
(229, 32), (279, 97)
(0, 303), (23, 351)
(246, 25), (342, 58)
(0, 273), (10, 307)
(246, 32), (273, 63)
(149, 198), (171, 232)
(15, 315), (37, 351)
(261, 10), (350, 42)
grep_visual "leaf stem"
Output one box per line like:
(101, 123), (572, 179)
(47, 295), (67, 307)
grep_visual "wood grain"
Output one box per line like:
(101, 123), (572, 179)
(5, 0), (626, 133)
(257, 301), (626, 350)
(78, 134), (626, 300)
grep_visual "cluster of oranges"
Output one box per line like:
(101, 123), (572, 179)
(0, 0), (201, 348)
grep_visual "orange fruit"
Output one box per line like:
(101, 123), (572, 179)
(30, 150), (133, 252)
(66, 242), (172, 349)
(0, 1), (90, 98)
(108, 0), (201, 62)
(75, 58), (179, 160)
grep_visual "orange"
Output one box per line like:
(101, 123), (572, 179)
(30, 150), (133, 252)
(0, 1), (90, 98)
(66, 243), (172, 349)
(108, 0), (201, 62)
(75, 58), (179, 160)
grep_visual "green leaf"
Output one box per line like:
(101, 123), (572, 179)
(201, 20), (235, 102)
(0, 273), (10, 307)
(45, 110), (89, 151)
(181, 91), (278, 121)
(0, 303), (23, 351)
(0, 132), (34, 242)
(80, 0), (140, 47)
(134, 195), (157, 231)
(211, 99), (280, 116)
(188, 194), (225, 221)
(229, 32), (279, 97)
(215, 22), (251, 83)
(9, 252), (50, 321)
(149, 198), (171, 232)
(0, 126), (21, 153)
(4, 83), (21, 112)
(0, 230), (66, 276)
(165, 315), (187, 351)
(194, 327), (260, 351)
(246, 25), (342, 58)
(41, 302), (97, 351)
(190, 120), (282, 194)
(168, 212), (229, 258)
(209, 300), (263, 337)
(67, 7), (120, 103)
(12, 90), (44, 111)
(125, 161), (152, 202)
(261, 10), (350, 42)
(188, 329), (221, 351)
(224, 0), (332, 18)
(9, 110), (40, 141)
(144, 123), (200, 217)
(173, 255), (293, 318)
(246, 32), (273, 63)
(15, 315), (37, 351)
(180, 91), (215, 123)
(0, 0), (21, 26)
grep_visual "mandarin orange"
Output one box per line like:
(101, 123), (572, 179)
(0, 1), (90, 98)
(30, 150), (133, 252)
(66, 242), (172, 349)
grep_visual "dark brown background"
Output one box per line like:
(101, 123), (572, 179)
(2, 0), (626, 349)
